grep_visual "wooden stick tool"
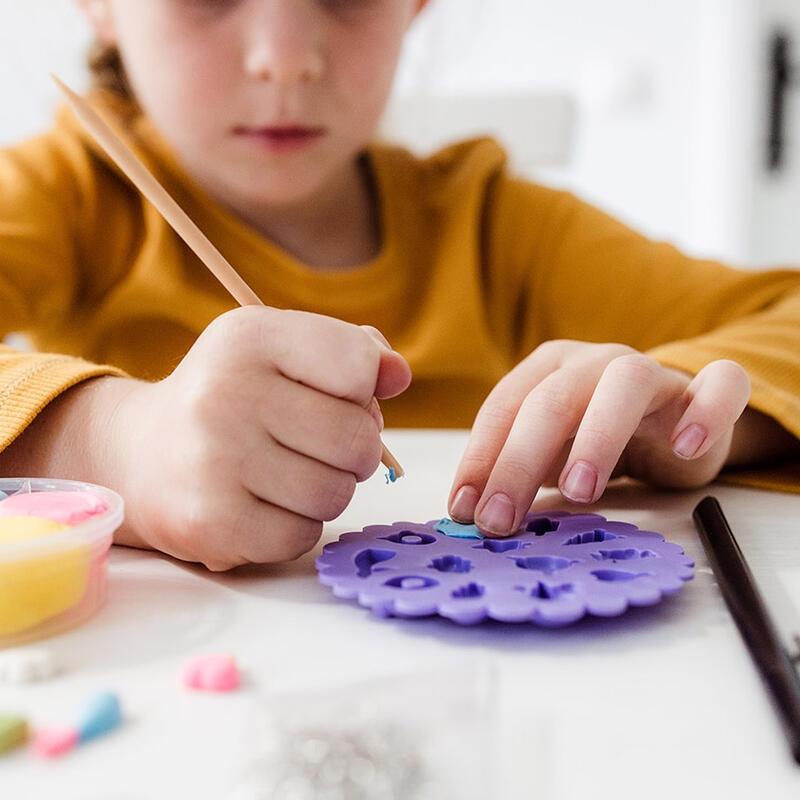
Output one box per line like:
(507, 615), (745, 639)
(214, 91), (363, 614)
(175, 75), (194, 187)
(52, 75), (404, 480)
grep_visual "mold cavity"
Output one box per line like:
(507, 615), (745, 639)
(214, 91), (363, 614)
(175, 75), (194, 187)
(526, 517), (560, 535)
(380, 531), (437, 546)
(384, 575), (439, 590)
(531, 582), (574, 600)
(429, 555), (473, 573)
(354, 548), (396, 578)
(451, 582), (485, 599)
(474, 539), (528, 553)
(564, 529), (620, 545)
(591, 548), (656, 561)
(513, 556), (572, 574)
(591, 569), (648, 582)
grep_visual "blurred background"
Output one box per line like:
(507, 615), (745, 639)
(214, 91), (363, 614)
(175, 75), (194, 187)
(1, 0), (798, 269)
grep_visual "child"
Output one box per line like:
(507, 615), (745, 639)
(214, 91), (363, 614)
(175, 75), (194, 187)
(0, 0), (798, 571)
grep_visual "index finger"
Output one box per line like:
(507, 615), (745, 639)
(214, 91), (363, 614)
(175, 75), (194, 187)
(231, 307), (408, 407)
(447, 344), (564, 522)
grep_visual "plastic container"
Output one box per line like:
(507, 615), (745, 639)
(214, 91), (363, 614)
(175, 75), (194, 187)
(0, 478), (124, 648)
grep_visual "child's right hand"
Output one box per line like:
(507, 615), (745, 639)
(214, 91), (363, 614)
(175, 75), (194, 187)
(108, 307), (411, 570)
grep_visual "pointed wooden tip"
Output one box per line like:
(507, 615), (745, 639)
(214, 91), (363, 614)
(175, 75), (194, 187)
(51, 74), (82, 112)
(50, 73), (71, 95)
(380, 444), (405, 479)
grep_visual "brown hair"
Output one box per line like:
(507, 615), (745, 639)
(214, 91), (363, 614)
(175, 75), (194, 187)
(87, 42), (132, 99)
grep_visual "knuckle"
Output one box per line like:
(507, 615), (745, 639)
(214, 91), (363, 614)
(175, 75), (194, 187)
(360, 324), (390, 349)
(532, 339), (561, 359)
(528, 338), (573, 366)
(605, 353), (660, 387)
(213, 306), (270, 349)
(362, 437), (384, 479)
(170, 495), (236, 568)
(178, 494), (213, 543)
(340, 411), (382, 477)
(256, 307), (288, 348)
(184, 381), (222, 431)
(459, 450), (498, 480)
(475, 396), (518, 435)
(323, 324), (379, 400)
(576, 424), (618, 456)
(535, 338), (571, 355)
(495, 452), (539, 486)
(348, 330), (381, 389)
(222, 499), (257, 551)
(596, 342), (636, 360)
(200, 309), (238, 344)
(299, 518), (324, 549)
(527, 382), (576, 424)
(182, 370), (239, 435)
(280, 519), (323, 561)
(319, 474), (357, 521)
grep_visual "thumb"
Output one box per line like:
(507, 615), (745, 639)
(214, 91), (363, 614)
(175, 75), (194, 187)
(360, 325), (412, 400)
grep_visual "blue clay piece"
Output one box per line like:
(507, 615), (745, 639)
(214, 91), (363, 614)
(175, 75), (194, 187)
(77, 691), (122, 743)
(0, 491), (6, 500)
(385, 467), (397, 484)
(435, 518), (484, 540)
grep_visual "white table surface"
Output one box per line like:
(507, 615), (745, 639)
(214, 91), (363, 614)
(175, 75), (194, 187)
(3, 429), (800, 800)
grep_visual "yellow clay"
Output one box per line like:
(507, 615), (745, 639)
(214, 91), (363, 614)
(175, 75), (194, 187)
(0, 517), (90, 637)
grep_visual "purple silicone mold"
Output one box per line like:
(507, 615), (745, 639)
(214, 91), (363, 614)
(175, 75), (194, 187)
(316, 511), (694, 627)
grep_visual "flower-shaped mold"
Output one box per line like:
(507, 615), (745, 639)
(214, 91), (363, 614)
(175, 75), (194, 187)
(316, 511), (694, 627)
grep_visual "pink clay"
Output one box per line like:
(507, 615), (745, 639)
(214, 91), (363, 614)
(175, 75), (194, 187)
(0, 491), (108, 525)
(182, 654), (240, 692)
(32, 726), (79, 758)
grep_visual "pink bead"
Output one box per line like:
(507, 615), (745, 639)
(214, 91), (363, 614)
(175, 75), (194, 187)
(182, 654), (240, 692)
(0, 491), (108, 525)
(32, 726), (79, 758)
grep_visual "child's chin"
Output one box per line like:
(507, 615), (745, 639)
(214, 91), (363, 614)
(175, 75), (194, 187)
(242, 182), (322, 208)
(235, 169), (335, 208)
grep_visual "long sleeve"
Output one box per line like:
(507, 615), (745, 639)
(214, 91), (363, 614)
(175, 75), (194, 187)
(485, 172), (800, 491)
(0, 129), (125, 453)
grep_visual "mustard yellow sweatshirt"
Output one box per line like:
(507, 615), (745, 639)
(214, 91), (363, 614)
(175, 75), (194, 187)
(1, 93), (799, 492)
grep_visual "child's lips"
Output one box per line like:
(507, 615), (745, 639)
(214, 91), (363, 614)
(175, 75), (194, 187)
(232, 124), (327, 153)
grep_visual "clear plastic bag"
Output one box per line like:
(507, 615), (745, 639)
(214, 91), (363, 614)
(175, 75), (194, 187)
(229, 663), (497, 800)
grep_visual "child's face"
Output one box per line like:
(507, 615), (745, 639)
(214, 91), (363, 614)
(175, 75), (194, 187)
(83, 0), (426, 207)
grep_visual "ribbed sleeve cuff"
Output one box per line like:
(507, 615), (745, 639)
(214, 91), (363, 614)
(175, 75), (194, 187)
(717, 464), (800, 494)
(0, 353), (126, 453)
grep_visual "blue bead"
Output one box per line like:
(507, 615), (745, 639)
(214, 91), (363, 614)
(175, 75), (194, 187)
(77, 691), (122, 743)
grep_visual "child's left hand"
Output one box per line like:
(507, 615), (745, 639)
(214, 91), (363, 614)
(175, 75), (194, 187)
(447, 340), (751, 536)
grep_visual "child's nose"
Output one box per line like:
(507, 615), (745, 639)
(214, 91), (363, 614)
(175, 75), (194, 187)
(243, 1), (324, 86)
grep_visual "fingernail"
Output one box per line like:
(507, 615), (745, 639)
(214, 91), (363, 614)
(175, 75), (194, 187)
(477, 493), (515, 535)
(562, 461), (597, 503)
(450, 485), (478, 522)
(672, 423), (707, 459)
